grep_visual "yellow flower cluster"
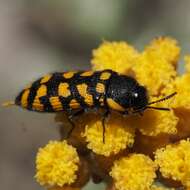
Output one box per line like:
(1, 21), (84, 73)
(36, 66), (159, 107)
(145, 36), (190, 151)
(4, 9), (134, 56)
(144, 37), (180, 66)
(34, 37), (190, 190)
(133, 54), (176, 96)
(35, 141), (79, 187)
(110, 154), (157, 190)
(92, 37), (179, 95)
(163, 74), (190, 109)
(155, 139), (190, 188)
(91, 41), (139, 74)
(127, 99), (178, 136)
(82, 112), (135, 156)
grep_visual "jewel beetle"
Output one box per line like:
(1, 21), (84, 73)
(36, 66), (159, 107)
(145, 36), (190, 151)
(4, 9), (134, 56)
(4, 69), (176, 142)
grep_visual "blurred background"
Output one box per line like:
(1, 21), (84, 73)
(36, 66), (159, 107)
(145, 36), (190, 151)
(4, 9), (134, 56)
(1, 0), (190, 189)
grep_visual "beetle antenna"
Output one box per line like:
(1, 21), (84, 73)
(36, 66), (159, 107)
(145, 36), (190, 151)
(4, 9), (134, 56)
(132, 92), (177, 114)
(147, 92), (177, 105)
(133, 105), (170, 114)
(146, 106), (170, 111)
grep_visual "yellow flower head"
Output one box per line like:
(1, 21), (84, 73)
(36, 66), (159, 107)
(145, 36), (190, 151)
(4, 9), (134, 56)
(185, 55), (190, 73)
(35, 140), (80, 187)
(175, 74), (190, 109)
(133, 51), (176, 96)
(110, 154), (157, 190)
(138, 109), (178, 136)
(163, 73), (190, 109)
(82, 112), (135, 156)
(91, 41), (139, 74)
(155, 139), (190, 187)
(128, 98), (178, 136)
(145, 37), (180, 66)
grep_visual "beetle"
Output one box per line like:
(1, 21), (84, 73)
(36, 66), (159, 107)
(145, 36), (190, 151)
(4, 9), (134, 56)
(4, 69), (176, 142)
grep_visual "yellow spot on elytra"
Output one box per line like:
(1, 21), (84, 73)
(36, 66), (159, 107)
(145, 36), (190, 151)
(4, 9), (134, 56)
(36, 85), (47, 97)
(80, 71), (94, 77)
(107, 98), (125, 112)
(63, 72), (76, 79)
(84, 95), (93, 106)
(40, 74), (52, 84)
(96, 83), (105, 94)
(58, 83), (71, 97)
(49, 96), (63, 111)
(69, 99), (80, 109)
(77, 83), (88, 97)
(21, 89), (30, 108)
(32, 85), (47, 111)
(100, 72), (111, 80)
(77, 83), (93, 106)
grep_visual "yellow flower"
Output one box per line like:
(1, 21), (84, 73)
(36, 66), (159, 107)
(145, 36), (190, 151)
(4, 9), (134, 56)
(82, 112), (135, 156)
(91, 38), (179, 95)
(110, 154), (157, 190)
(138, 109), (178, 136)
(145, 37), (180, 66)
(155, 139), (190, 188)
(133, 51), (177, 96)
(35, 141), (80, 187)
(174, 74), (190, 109)
(163, 73), (190, 109)
(127, 98), (178, 136)
(91, 41), (139, 74)
(173, 108), (190, 140)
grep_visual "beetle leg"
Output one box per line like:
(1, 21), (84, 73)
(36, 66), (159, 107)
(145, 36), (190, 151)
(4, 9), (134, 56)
(67, 109), (84, 138)
(101, 109), (110, 143)
(67, 116), (75, 138)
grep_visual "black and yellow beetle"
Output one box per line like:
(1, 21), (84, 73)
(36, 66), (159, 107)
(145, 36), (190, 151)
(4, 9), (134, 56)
(4, 69), (176, 142)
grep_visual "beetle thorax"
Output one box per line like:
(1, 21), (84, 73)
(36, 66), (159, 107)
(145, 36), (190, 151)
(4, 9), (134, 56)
(106, 74), (148, 112)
